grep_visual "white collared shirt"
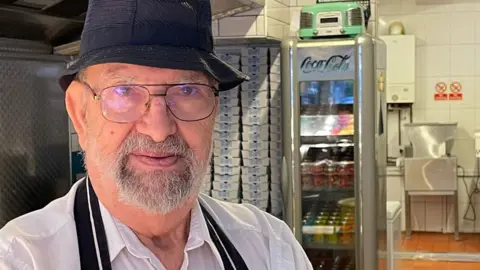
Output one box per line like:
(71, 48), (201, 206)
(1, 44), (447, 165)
(0, 180), (313, 270)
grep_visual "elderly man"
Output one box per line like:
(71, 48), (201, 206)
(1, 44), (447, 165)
(0, 0), (312, 269)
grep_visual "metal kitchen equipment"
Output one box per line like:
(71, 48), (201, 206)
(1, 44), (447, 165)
(402, 122), (459, 240)
(281, 33), (387, 269)
(0, 38), (71, 227)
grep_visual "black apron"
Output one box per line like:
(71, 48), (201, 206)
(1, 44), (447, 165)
(73, 178), (249, 270)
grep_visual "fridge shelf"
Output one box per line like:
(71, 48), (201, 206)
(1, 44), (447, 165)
(301, 104), (353, 116)
(300, 115), (354, 137)
(303, 187), (354, 193)
(301, 136), (354, 146)
(301, 142), (354, 148)
(303, 243), (354, 251)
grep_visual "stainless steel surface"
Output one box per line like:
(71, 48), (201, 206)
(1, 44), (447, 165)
(354, 34), (386, 270)
(0, 38), (52, 54)
(280, 37), (301, 241)
(403, 156), (459, 241)
(374, 35), (388, 269)
(0, 5), (83, 44)
(395, 250), (480, 262)
(211, 0), (264, 20)
(53, 40), (80, 56)
(0, 47), (70, 227)
(404, 157), (458, 191)
(404, 122), (458, 158)
(453, 191), (460, 240)
(404, 190), (412, 239)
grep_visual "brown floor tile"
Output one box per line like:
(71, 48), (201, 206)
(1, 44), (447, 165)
(447, 262), (480, 270)
(432, 242), (450, 253)
(400, 260), (480, 270)
(400, 232), (480, 252)
(419, 232), (450, 243)
(448, 241), (466, 252)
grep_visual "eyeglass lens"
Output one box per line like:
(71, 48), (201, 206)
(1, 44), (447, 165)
(100, 84), (216, 122)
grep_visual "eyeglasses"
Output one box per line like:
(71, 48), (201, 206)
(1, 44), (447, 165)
(81, 82), (219, 123)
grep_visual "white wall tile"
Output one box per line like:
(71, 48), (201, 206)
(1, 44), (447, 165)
(449, 77), (475, 109)
(416, 1), (453, 14)
(267, 4), (290, 24)
(379, 0), (401, 15)
(424, 14), (451, 45)
(412, 108), (427, 122)
(450, 12), (476, 44)
(234, 7), (264, 16)
(474, 12), (480, 44)
(474, 47), (480, 76)
(450, 109), (475, 139)
(415, 46), (427, 78)
(256, 15), (266, 36)
(218, 16), (258, 37)
(412, 77), (427, 109)
(295, 0), (315, 6)
(451, 139), (476, 171)
(450, 2), (478, 12)
(450, 45), (475, 77)
(425, 108), (450, 122)
(425, 46), (450, 77)
(475, 109), (480, 128)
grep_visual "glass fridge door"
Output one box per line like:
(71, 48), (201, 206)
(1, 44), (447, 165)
(299, 79), (356, 269)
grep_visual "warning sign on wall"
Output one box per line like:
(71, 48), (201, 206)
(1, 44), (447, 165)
(449, 81), (463, 100)
(434, 82), (448, 101)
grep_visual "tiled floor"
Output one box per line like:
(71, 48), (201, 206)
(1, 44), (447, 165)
(401, 260), (480, 270)
(401, 232), (480, 253)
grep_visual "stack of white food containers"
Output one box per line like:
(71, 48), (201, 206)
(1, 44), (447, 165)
(211, 52), (242, 204)
(240, 47), (271, 213)
(269, 47), (283, 217)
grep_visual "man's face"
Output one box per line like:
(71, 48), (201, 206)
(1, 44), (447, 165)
(70, 63), (216, 214)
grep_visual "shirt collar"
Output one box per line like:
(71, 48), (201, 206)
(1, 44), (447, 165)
(99, 199), (220, 265)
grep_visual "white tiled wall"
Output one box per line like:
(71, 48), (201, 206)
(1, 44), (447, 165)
(213, 0), (290, 40)
(379, 0), (480, 172)
(380, 0), (480, 233)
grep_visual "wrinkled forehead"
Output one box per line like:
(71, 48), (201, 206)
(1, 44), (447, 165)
(84, 63), (212, 85)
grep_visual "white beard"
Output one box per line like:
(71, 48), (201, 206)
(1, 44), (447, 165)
(84, 132), (211, 214)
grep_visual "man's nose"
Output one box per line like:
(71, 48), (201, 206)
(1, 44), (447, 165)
(135, 97), (177, 142)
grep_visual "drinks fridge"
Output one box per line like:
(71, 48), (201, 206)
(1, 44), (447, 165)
(280, 34), (388, 270)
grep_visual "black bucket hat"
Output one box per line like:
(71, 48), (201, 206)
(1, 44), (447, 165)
(59, 0), (249, 91)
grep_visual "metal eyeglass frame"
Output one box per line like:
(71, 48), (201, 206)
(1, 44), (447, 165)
(79, 80), (219, 123)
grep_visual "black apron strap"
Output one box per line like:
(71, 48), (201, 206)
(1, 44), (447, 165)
(74, 179), (112, 270)
(74, 178), (249, 270)
(200, 204), (249, 270)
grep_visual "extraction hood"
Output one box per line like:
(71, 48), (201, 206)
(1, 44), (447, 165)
(0, 0), (265, 46)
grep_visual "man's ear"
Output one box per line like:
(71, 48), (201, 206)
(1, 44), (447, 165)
(65, 80), (88, 151)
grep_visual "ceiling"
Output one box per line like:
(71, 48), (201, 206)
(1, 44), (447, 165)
(0, 0), (263, 47)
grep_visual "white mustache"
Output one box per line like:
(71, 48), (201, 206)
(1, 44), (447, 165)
(120, 134), (190, 159)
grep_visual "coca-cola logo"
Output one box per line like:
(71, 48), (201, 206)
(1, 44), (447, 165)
(300, 54), (351, 74)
